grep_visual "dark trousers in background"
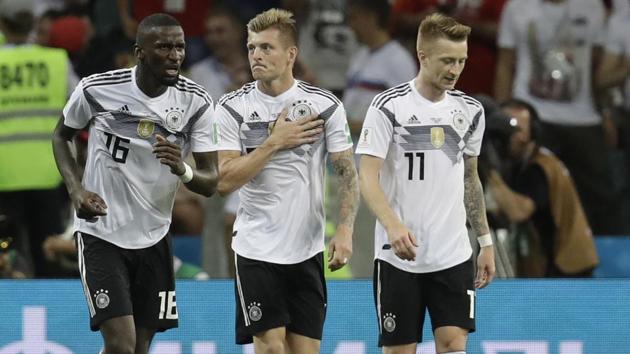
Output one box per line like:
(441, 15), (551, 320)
(0, 186), (69, 277)
(539, 122), (624, 235)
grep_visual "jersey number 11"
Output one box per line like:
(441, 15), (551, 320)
(404, 152), (424, 180)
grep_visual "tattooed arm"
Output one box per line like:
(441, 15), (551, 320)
(327, 148), (360, 271)
(464, 155), (495, 288)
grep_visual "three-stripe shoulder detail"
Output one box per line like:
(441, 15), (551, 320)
(175, 78), (213, 105)
(218, 82), (256, 106)
(372, 82), (411, 108)
(296, 81), (341, 105)
(447, 90), (483, 110)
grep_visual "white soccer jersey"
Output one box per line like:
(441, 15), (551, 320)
(213, 80), (353, 264)
(356, 80), (485, 273)
(63, 67), (214, 249)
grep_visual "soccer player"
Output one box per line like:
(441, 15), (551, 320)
(356, 13), (495, 354)
(211, 8), (359, 354)
(51, 14), (218, 354)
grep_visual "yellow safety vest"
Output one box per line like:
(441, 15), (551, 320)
(0, 45), (68, 191)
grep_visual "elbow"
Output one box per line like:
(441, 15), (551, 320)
(217, 180), (234, 197)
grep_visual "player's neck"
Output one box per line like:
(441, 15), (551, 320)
(257, 73), (295, 97)
(135, 65), (168, 98)
(414, 75), (445, 102)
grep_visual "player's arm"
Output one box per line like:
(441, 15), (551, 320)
(52, 117), (107, 220)
(463, 155), (495, 288)
(152, 136), (218, 197)
(327, 148), (360, 271)
(216, 109), (324, 195)
(359, 154), (417, 261)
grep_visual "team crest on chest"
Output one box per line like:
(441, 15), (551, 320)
(165, 107), (185, 130)
(451, 109), (468, 132)
(290, 99), (313, 120)
(137, 119), (155, 138)
(431, 127), (445, 148)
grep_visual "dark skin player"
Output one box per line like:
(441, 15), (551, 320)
(52, 21), (218, 354)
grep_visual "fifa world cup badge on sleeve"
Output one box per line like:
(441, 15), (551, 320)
(358, 127), (372, 147)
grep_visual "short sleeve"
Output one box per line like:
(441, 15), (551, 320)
(212, 104), (242, 151)
(497, 0), (517, 49)
(464, 107), (486, 157)
(62, 80), (93, 129)
(190, 103), (214, 152)
(324, 104), (353, 153)
(355, 104), (394, 159)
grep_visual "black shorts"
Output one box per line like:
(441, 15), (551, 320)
(76, 232), (178, 332)
(234, 253), (327, 344)
(373, 258), (475, 347)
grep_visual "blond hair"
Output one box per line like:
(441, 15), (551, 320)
(416, 13), (471, 52)
(247, 8), (297, 46)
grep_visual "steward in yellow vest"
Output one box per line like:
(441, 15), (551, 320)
(0, 44), (68, 190)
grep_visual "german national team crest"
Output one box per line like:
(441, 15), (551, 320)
(290, 100), (313, 120)
(452, 109), (468, 132)
(248, 302), (262, 322)
(165, 107), (185, 130)
(137, 119), (155, 138)
(431, 127), (445, 148)
(94, 289), (110, 309)
(383, 313), (396, 333)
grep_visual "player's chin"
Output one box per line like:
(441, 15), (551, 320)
(161, 75), (179, 86)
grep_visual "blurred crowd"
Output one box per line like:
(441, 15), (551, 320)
(1, 0), (630, 279)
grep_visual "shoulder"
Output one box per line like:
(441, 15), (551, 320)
(370, 82), (412, 110)
(296, 80), (341, 106)
(446, 90), (483, 113)
(81, 68), (133, 90)
(174, 76), (213, 106)
(218, 81), (257, 108)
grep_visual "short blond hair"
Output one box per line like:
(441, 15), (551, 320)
(416, 13), (471, 52)
(247, 8), (297, 47)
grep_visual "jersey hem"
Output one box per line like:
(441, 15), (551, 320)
(375, 248), (473, 274)
(234, 247), (325, 265)
(75, 228), (167, 250)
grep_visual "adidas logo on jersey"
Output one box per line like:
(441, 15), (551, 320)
(249, 111), (261, 121)
(118, 105), (130, 112)
(407, 115), (420, 124)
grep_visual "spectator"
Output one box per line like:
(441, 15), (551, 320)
(488, 98), (599, 277)
(596, 1), (630, 233)
(494, 0), (622, 235)
(0, 0), (74, 277)
(297, 0), (358, 96)
(343, 0), (416, 137)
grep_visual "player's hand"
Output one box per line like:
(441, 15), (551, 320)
(327, 224), (353, 272)
(72, 189), (107, 221)
(266, 108), (324, 151)
(386, 223), (418, 261)
(153, 134), (186, 176)
(475, 245), (495, 289)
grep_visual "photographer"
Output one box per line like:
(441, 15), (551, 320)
(481, 97), (599, 277)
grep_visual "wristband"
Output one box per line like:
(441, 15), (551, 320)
(179, 162), (193, 183)
(477, 233), (493, 247)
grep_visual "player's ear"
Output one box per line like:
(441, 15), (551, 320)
(134, 44), (144, 60)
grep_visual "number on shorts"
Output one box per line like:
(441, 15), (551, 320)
(467, 289), (475, 319)
(158, 291), (178, 320)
